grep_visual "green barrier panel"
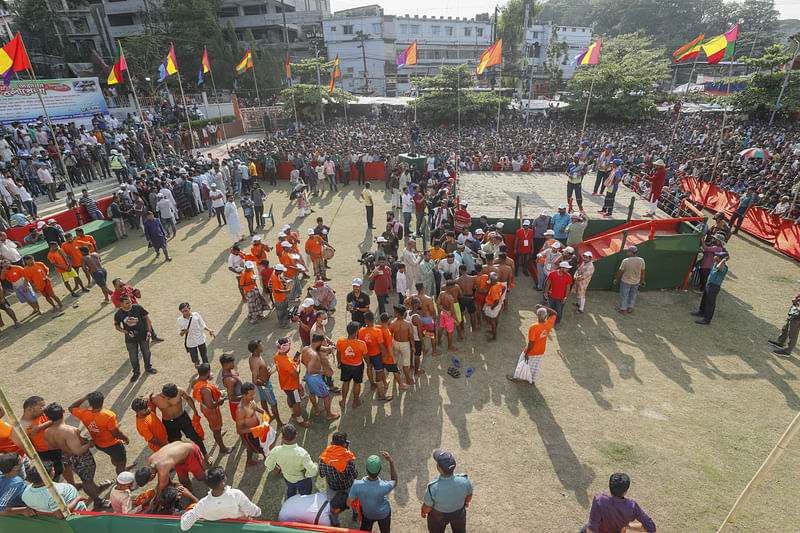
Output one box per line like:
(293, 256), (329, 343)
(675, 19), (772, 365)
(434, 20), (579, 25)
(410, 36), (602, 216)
(397, 153), (426, 175)
(0, 514), (76, 533)
(17, 220), (117, 263)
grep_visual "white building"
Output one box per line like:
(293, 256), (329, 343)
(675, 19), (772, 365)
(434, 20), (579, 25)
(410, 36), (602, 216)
(523, 21), (593, 83)
(323, 6), (493, 96)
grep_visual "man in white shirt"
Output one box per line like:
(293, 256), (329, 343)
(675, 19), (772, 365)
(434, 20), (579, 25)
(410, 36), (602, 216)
(401, 186), (414, 237)
(177, 302), (215, 367)
(209, 184), (226, 226)
(0, 232), (22, 265)
(180, 466), (260, 530)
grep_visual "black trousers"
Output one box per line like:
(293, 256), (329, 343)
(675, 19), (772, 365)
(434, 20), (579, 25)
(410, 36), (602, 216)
(163, 411), (207, 455)
(699, 283), (721, 323)
(601, 190), (617, 214)
(267, 168), (276, 185)
(729, 210), (747, 233)
(593, 170), (610, 194)
(427, 508), (467, 533)
(360, 512), (390, 533)
(254, 205), (264, 226)
(366, 205), (374, 227)
(567, 181), (583, 208)
(214, 206), (226, 225)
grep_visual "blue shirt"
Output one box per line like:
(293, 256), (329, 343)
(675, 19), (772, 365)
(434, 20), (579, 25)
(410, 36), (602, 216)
(348, 477), (394, 520)
(707, 262), (728, 286)
(0, 475), (26, 510)
(551, 213), (571, 240)
(422, 474), (473, 513)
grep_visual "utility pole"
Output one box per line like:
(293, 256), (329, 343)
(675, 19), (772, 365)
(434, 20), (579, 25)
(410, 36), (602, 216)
(357, 30), (369, 95)
(492, 5), (499, 44)
(280, 0), (290, 52)
(769, 33), (800, 126)
(518, 3), (529, 98)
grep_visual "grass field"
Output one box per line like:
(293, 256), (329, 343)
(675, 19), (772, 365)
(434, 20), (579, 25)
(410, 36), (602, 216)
(2, 171), (799, 532)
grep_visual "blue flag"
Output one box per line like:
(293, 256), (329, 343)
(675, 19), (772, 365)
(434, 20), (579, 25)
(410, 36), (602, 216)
(198, 69), (204, 85)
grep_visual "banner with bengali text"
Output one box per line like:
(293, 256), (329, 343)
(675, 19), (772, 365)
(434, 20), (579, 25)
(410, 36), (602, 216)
(0, 77), (109, 127)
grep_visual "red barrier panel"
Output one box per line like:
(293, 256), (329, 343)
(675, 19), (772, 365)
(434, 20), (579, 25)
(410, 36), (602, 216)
(5, 198), (114, 242)
(276, 162), (294, 179)
(739, 208), (785, 245)
(775, 220), (800, 261)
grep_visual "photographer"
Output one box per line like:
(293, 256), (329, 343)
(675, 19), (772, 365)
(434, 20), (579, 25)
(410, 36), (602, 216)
(346, 278), (370, 326)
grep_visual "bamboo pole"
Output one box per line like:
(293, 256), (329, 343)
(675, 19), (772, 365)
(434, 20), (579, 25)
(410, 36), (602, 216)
(207, 66), (231, 156)
(119, 41), (160, 170)
(666, 53), (700, 157)
(0, 387), (71, 518)
(413, 61), (418, 123)
(579, 69), (596, 143)
(710, 59), (734, 184)
(493, 60), (503, 166)
(172, 45), (197, 154)
(717, 410), (800, 532)
(23, 62), (72, 193)
(251, 62), (261, 105)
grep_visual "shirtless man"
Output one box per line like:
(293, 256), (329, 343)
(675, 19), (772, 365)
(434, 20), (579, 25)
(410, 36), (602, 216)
(134, 441), (204, 503)
(475, 256), (499, 330)
(20, 396), (65, 480)
(310, 311), (340, 393)
(405, 282), (438, 355)
(301, 334), (340, 420)
(79, 246), (112, 303)
(436, 282), (459, 352)
(235, 382), (266, 466)
(247, 339), (284, 428)
(455, 265), (479, 332)
(148, 383), (209, 462)
(41, 403), (108, 509)
(442, 273), (465, 339)
(388, 306), (414, 387)
(220, 353), (243, 422)
(405, 298), (426, 376)
(495, 251), (514, 311)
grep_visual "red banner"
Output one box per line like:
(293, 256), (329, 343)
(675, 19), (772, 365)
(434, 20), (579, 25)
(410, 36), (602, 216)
(775, 220), (800, 261)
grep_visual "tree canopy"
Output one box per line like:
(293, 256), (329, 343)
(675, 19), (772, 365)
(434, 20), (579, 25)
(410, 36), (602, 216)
(280, 84), (356, 121)
(565, 32), (668, 121)
(411, 64), (507, 124)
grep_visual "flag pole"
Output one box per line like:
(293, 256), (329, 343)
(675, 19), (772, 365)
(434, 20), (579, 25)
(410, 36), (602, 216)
(172, 44), (197, 154)
(710, 59), (734, 184)
(251, 62), (261, 106)
(119, 41), (160, 170)
(413, 60), (418, 123)
(579, 69), (596, 143)
(287, 57), (299, 129)
(666, 52), (701, 157)
(493, 60), (502, 167)
(23, 60), (72, 193)
(207, 66), (231, 156)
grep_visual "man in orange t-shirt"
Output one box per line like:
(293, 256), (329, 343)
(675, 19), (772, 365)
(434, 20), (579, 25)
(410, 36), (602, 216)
(240, 261), (265, 324)
(274, 337), (312, 427)
(130, 396), (168, 452)
(19, 396), (65, 479)
(304, 229), (327, 281)
(0, 406), (24, 456)
(62, 233), (91, 287)
(69, 391), (130, 474)
(507, 305), (557, 385)
(22, 255), (63, 315)
(336, 322), (369, 409)
(482, 273), (504, 342)
(47, 241), (86, 296)
(2, 260), (41, 315)
(191, 363), (232, 454)
(358, 311), (391, 401)
(272, 263), (291, 329)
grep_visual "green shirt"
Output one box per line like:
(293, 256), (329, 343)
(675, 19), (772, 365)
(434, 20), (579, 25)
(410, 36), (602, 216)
(264, 443), (318, 483)
(566, 218), (588, 246)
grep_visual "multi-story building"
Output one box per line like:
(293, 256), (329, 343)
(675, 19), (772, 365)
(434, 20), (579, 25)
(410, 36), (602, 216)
(43, 0), (330, 60)
(523, 21), (593, 84)
(323, 6), (492, 96)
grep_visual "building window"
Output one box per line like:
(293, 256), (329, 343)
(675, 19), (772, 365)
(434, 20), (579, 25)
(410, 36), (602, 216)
(532, 31), (538, 38)
(432, 26), (440, 35)
(330, 26), (336, 32)
(445, 26), (454, 36)
(464, 27), (471, 37)
(476, 28), (483, 37)
(107, 13), (135, 26)
(343, 24), (353, 35)
(410, 25), (419, 34)
(243, 4), (268, 15)
(400, 24), (407, 34)
(571, 27), (576, 32)
(218, 6), (238, 17)
(373, 23), (381, 33)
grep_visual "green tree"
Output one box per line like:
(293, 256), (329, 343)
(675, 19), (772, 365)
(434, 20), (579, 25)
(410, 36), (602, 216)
(411, 64), (507, 124)
(497, 0), (543, 70)
(280, 84), (356, 121)
(11, 0), (65, 67)
(290, 58), (335, 84)
(566, 32), (668, 121)
(743, 43), (791, 71)
(731, 71), (800, 119)
(542, 26), (569, 90)
(119, 29), (169, 95)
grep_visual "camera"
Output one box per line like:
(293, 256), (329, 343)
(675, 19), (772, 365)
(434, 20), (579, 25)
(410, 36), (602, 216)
(287, 305), (299, 320)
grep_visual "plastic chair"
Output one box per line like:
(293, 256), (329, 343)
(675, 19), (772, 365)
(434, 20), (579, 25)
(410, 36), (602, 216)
(262, 203), (274, 227)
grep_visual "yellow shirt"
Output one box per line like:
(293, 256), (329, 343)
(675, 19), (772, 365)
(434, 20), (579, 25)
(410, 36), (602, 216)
(361, 189), (373, 206)
(248, 162), (257, 178)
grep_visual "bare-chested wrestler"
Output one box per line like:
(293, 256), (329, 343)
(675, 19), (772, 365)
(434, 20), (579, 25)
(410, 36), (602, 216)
(247, 339), (284, 428)
(235, 382), (267, 466)
(388, 306), (414, 387)
(455, 264), (479, 332)
(437, 281), (459, 352)
(79, 246), (112, 303)
(149, 383), (209, 462)
(134, 441), (204, 503)
(442, 273), (465, 339)
(405, 298), (427, 376)
(301, 334), (340, 420)
(406, 282), (438, 356)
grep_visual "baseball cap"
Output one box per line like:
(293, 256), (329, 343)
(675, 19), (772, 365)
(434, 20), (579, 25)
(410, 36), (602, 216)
(281, 241), (292, 248)
(352, 278), (363, 287)
(252, 235), (261, 242)
(605, 144), (614, 149)
(300, 298), (314, 309)
(459, 200), (467, 206)
(307, 228), (315, 235)
(551, 241), (562, 249)
(474, 228), (484, 235)
(244, 261), (255, 269)
(626, 245), (638, 253)
(573, 152), (582, 158)
(559, 261), (571, 268)
(47, 219), (56, 225)
(544, 229), (555, 236)
(433, 450), (456, 474)
(282, 224), (291, 231)
(274, 263), (287, 271)
(117, 471), (135, 486)
(564, 247), (574, 253)
(582, 251), (593, 258)
(571, 212), (581, 218)
(541, 210), (549, 216)
(496, 222), (504, 229)
(581, 141), (589, 146)
(522, 219), (531, 226)
(376, 236), (387, 243)
(312, 280), (325, 289)
(36, 221), (45, 228)
(278, 232), (287, 238)
(558, 204), (567, 210)
(714, 252), (730, 259)
(366, 455), (382, 475)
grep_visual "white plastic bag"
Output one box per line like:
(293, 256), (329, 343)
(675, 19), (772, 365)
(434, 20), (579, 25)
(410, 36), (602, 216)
(513, 351), (531, 382)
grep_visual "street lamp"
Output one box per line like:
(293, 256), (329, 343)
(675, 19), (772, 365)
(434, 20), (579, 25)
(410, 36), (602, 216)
(306, 25), (326, 125)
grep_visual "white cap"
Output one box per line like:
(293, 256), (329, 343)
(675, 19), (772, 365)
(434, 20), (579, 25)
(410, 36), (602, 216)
(551, 241), (562, 249)
(522, 219), (531, 226)
(282, 224), (291, 231)
(571, 212), (581, 218)
(211, 183), (217, 187)
(559, 261), (571, 268)
(496, 222), (504, 228)
(352, 278), (363, 287)
(47, 219), (56, 225)
(278, 232), (286, 238)
(322, 229), (328, 234)
(475, 228), (484, 235)
(307, 228), (315, 235)
(244, 261), (255, 269)
(157, 193), (164, 198)
(116, 471), (135, 486)
(460, 200), (467, 206)
(274, 263), (287, 271)
(544, 229), (555, 236)
(252, 236), (261, 242)
(558, 204), (567, 210)
(376, 236), (387, 243)
(281, 241), (292, 248)
(564, 246), (574, 253)
(583, 251), (593, 258)
(541, 210), (549, 216)
(300, 297), (315, 308)
(36, 221), (45, 228)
